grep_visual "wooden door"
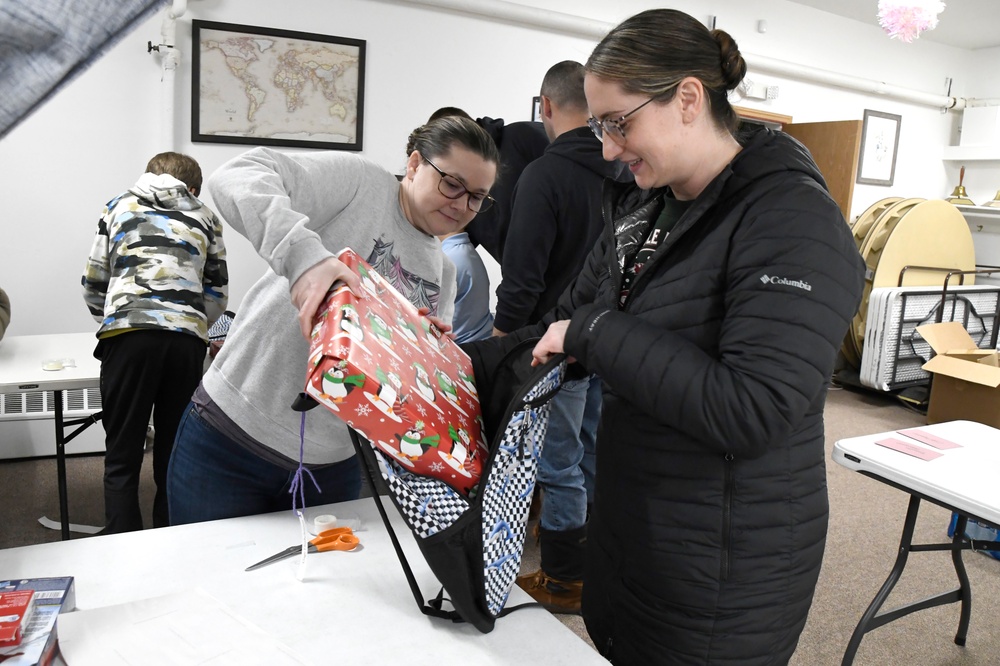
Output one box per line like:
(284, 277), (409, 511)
(734, 108), (862, 223)
(784, 120), (863, 222)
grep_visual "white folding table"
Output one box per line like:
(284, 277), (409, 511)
(0, 333), (102, 539)
(833, 419), (1000, 665)
(0, 498), (606, 665)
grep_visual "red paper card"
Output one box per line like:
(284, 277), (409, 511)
(874, 437), (943, 461)
(897, 428), (962, 450)
(304, 248), (486, 496)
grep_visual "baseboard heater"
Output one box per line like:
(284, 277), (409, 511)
(0, 388), (104, 459)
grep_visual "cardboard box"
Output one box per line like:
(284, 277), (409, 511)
(917, 321), (1000, 428)
(304, 248), (487, 496)
(0, 577), (76, 666)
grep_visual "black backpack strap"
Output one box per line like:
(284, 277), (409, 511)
(349, 429), (464, 623)
(496, 601), (543, 617)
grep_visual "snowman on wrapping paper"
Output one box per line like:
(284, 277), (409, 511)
(395, 420), (441, 460)
(364, 367), (405, 423)
(320, 359), (365, 409)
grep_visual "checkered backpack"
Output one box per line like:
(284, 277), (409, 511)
(349, 339), (566, 633)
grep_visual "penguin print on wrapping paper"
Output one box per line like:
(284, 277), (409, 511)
(395, 312), (421, 351)
(302, 248), (490, 498)
(457, 369), (478, 399)
(368, 313), (393, 349)
(439, 424), (474, 478)
(411, 361), (444, 415)
(364, 367), (405, 423)
(320, 359), (365, 410)
(421, 318), (450, 361)
(435, 368), (467, 415)
(307, 308), (330, 368)
(395, 420), (441, 460)
(367, 312), (404, 364)
(310, 308), (329, 343)
(413, 362), (436, 403)
(358, 262), (384, 298)
(339, 303), (364, 342)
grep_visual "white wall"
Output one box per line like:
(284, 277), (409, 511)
(955, 45), (1000, 205)
(0, 0), (996, 338)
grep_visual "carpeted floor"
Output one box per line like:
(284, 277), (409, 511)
(1, 386), (998, 664)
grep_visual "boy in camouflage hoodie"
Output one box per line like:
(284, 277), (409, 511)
(82, 151), (228, 533)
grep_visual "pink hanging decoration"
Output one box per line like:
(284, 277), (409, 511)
(877, 0), (946, 43)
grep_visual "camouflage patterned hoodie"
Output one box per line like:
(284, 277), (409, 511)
(81, 172), (229, 341)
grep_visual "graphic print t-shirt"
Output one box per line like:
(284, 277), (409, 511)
(620, 197), (692, 306)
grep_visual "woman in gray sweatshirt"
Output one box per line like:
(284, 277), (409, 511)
(167, 117), (500, 525)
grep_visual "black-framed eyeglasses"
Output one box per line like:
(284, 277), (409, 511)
(423, 158), (495, 213)
(587, 97), (656, 143)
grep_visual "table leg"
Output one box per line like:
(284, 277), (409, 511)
(841, 494), (921, 665)
(43, 392), (102, 540)
(53, 389), (70, 540)
(950, 514), (972, 646)
(842, 495), (980, 665)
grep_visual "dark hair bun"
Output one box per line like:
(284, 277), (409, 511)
(712, 29), (747, 91)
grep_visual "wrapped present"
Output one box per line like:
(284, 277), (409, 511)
(305, 248), (487, 496)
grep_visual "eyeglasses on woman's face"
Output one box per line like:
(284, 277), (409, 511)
(587, 97), (656, 144)
(423, 157), (495, 213)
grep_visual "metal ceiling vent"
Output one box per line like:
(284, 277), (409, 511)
(0, 388), (102, 421)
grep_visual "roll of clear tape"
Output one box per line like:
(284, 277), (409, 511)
(312, 514), (338, 535)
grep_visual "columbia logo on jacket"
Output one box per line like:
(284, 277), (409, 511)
(759, 274), (813, 291)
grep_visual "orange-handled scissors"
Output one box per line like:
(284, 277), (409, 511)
(245, 527), (360, 572)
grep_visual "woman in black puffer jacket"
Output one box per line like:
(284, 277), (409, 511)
(466, 8), (864, 665)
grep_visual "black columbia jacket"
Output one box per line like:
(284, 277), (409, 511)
(466, 128), (864, 664)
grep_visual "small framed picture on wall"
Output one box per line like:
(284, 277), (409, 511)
(856, 109), (902, 186)
(532, 96), (542, 122)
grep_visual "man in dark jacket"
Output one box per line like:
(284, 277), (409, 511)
(429, 107), (549, 264)
(498, 60), (628, 614)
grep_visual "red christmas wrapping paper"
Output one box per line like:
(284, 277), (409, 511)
(305, 248), (487, 496)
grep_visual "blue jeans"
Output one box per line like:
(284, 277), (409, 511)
(167, 403), (361, 525)
(538, 374), (601, 532)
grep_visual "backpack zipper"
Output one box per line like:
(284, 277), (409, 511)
(473, 346), (565, 510)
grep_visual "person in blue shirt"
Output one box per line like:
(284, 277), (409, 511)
(439, 230), (494, 342)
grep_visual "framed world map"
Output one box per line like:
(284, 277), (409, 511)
(192, 20), (366, 150)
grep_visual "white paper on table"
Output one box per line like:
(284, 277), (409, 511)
(57, 588), (311, 665)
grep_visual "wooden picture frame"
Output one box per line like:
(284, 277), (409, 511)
(856, 109), (901, 186)
(192, 20), (366, 151)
